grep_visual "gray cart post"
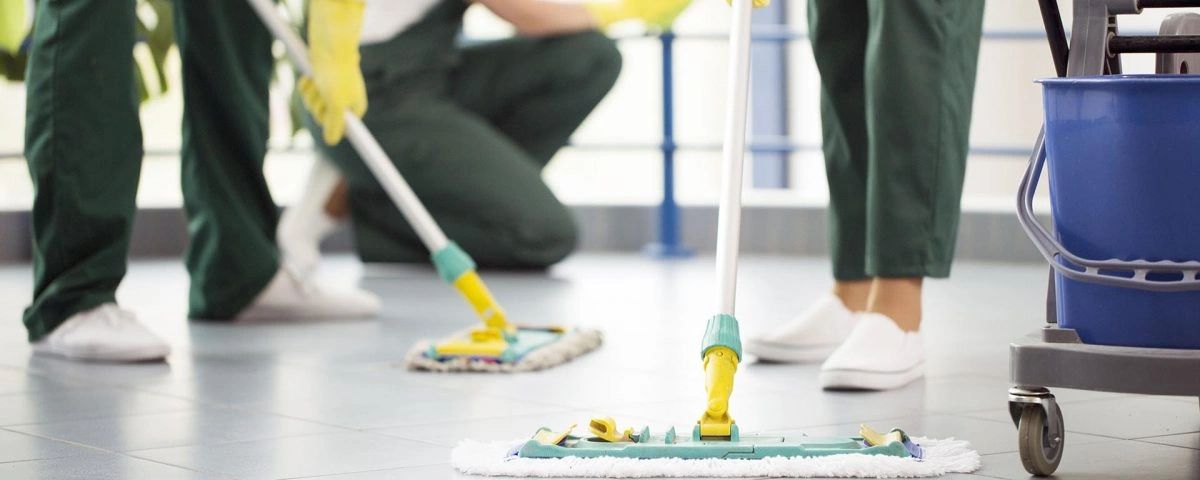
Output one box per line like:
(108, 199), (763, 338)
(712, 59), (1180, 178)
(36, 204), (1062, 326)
(1011, 1), (1200, 476)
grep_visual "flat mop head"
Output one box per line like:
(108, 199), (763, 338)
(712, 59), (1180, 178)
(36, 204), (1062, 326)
(410, 244), (603, 372)
(404, 326), (602, 373)
(453, 420), (981, 478)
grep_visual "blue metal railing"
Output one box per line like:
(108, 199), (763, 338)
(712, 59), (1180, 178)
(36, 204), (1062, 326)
(642, 32), (693, 258)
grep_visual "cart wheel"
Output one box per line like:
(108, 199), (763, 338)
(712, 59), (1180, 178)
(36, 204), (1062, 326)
(1018, 405), (1064, 476)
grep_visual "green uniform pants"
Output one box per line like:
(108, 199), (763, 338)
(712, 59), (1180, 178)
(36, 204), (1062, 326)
(809, 0), (984, 280)
(23, 0), (279, 340)
(314, 0), (621, 268)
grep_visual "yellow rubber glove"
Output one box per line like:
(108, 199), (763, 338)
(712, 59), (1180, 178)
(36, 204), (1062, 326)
(0, 0), (27, 54)
(726, 0), (771, 8)
(585, 0), (693, 31)
(300, 0), (367, 145)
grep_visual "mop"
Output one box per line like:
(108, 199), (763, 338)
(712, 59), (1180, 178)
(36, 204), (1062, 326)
(246, 0), (601, 372)
(450, 0), (980, 476)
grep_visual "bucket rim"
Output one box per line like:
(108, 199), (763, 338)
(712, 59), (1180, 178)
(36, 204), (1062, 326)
(1037, 74), (1200, 85)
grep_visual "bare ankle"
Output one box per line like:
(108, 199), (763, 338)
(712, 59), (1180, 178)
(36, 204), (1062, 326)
(323, 180), (351, 220)
(866, 277), (923, 331)
(832, 279), (872, 312)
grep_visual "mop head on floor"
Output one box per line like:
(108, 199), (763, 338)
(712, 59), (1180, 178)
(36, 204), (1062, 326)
(451, 434), (980, 478)
(404, 327), (603, 373)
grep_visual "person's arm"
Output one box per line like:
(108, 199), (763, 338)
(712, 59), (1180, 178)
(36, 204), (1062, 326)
(476, 0), (693, 37)
(474, 0), (597, 37)
(301, 0), (368, 145)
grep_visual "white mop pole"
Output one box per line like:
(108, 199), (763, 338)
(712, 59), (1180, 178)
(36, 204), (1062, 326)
(246, 0), (450, 252)
(715, 0), (754, 316)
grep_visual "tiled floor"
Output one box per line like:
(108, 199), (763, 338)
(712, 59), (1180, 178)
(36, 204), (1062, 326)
(0, 254), (1197, 479)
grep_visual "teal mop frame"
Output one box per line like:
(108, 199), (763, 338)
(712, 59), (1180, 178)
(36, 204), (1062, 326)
(517, 429), (911, 460)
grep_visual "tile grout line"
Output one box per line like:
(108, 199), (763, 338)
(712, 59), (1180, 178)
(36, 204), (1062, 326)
(2, 425), (240, 479)
(1130, 430), (1200, 440)
(276, 461), (454, 480)
(0, 404), (200, 430)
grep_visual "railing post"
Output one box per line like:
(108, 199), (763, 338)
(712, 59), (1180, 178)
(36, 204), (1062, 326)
(644, 31), (694, 258)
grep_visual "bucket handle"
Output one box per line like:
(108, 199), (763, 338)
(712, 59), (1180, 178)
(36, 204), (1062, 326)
(1017, 128), (1200, 292)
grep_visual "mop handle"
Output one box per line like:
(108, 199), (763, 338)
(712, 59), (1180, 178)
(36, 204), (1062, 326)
(246, 0), (450, 252)
(714, 0), (754, 315)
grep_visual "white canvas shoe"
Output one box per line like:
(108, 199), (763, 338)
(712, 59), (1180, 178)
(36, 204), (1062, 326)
(278, 157), (344, 277)
(32, 303), (170, 362)
(235, 267), (381, 322)
(819, 312), (924, 391)
(746, 294), (857, 363)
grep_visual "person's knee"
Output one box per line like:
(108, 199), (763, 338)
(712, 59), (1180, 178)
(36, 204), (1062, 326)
(562, 31), (623, 95)
(502, 210), (579, 269)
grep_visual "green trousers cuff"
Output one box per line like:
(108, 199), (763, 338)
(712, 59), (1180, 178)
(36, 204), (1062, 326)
(187, 257), (279, 321)
(23, 292), (116, 342)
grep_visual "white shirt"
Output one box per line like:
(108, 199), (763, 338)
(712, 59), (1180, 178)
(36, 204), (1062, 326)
(360, 0), (443, 45)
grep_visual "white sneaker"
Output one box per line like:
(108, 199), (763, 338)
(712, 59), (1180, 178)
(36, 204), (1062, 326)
(32, 304), (170, 362)
(819, 312), (924, 391)
(278, 157), (344, 277)
(746, 294), (857, 363)
(235, 267), (381, 322)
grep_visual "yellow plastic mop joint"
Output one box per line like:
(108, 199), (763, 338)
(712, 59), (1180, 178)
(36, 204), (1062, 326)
(697, 346), (739, 439)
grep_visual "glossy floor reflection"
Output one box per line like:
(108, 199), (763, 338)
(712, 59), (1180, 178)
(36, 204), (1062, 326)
(0, 254), (1197, 479)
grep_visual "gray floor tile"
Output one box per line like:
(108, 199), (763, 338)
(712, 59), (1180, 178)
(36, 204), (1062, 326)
(1138, 432), (1200, 450)
(0, 428), (89, 463)
(976, 439), (1200, 479)
(292, 464), (460, 479)
(131, 431), (449, 480)
(0, 388), (196, 427)
(422, 365), (703, 410)
(2, 255), (1197, 479)
(269, 393), (569, 430)
(0, 452), (218, 480)
(8, 407), (341, 452)
(869, 375), (1127, 417)
(373, 410), (658, 448)
(139, 363), (455, 407)
(771, 413), (1112, 456)
(0, 367), (86, 395)
(965, 395), (1200, 439)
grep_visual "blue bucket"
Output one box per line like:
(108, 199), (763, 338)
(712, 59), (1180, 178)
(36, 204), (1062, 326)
(1041, 75), (1200, 349)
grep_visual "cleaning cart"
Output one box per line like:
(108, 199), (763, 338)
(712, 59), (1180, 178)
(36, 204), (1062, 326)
(1010, 0), (1200, 475)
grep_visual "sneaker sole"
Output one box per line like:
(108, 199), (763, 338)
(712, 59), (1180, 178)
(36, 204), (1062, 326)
(819, 362), (925, 391)
(746, 339), (839, 363)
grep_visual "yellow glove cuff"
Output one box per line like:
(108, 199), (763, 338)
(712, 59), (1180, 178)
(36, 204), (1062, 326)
(584, 1), (629, 30)
(0, 0), (27, 53)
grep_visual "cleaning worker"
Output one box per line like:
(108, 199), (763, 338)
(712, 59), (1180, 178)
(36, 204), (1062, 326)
(22, 0), (380, 362)
(744, 0), (985, 390)
(277, 0), (691, 275)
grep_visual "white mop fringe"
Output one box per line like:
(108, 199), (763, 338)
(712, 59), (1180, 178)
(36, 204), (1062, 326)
(451, 437), (980, 478)
(404, 328), (603, 373)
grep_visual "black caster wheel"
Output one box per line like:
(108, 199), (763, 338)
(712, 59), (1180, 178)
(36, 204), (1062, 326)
(1018, 404), (1064, 476)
